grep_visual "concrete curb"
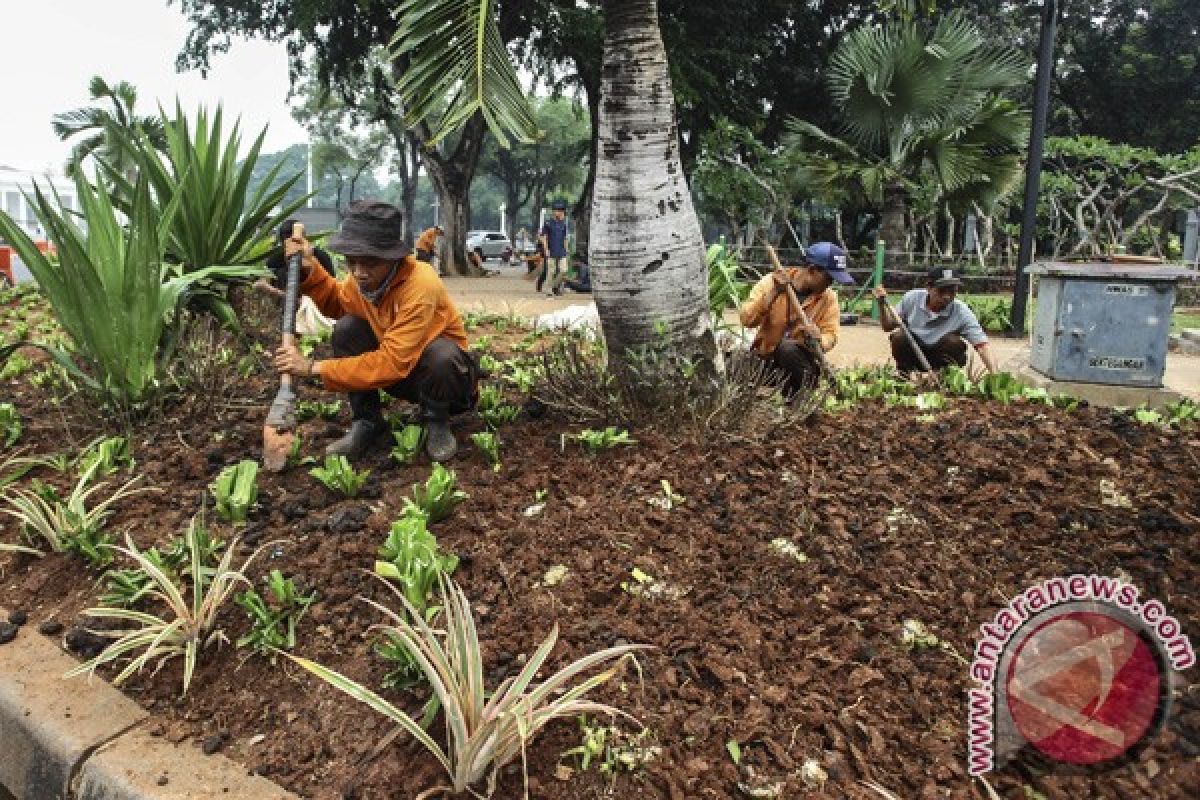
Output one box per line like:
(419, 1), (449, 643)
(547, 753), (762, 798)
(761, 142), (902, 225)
(1016, 365), (1184, 410)
(0, 611), (297, 799)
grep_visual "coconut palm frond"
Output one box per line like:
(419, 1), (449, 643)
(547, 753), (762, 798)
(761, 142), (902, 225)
(52, 74), (167, 176)
(390, 0), (537, 148)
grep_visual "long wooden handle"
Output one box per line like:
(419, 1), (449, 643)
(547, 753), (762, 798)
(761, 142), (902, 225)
(764, 243), (816, 328)
(763, 242), (833, 383)
(279, 222), (305, 389)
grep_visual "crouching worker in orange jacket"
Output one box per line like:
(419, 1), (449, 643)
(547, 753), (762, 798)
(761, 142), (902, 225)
(738, 242), (854, 394)
(272, 201), (478, 462)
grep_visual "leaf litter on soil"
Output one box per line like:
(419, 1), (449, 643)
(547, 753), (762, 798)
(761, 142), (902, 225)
(0, 319), (1197, 799)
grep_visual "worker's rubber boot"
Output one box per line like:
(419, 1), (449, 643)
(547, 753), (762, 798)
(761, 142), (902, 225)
(421, 403), (457, 462)
(325, 417), (387, 458)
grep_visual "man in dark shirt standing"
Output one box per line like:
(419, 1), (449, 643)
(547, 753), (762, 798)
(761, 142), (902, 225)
(256, 219), (337, 298)
(537, 199), (570, 297)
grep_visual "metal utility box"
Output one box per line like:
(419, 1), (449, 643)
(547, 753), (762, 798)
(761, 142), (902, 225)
(1028, 262), (1192, 387)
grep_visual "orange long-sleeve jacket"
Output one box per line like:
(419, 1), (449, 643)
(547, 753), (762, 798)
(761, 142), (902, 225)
(301, 256), (468, 392)
(739, 269), (841, 355)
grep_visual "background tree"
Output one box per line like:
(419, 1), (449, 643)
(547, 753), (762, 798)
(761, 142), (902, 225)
(784, 10), (1029, 263)
(588, 0), (715, 378)
(51, 76), (167, 179)
(479, 97), (589, 243)
(173, 0), (549, 275)
(942, 0), (1200, 154)
(691, 120), (801, 245)
(244, 143), (312, 210)
(291, 74), (391, 219)
(1037, 136), (1200, 258)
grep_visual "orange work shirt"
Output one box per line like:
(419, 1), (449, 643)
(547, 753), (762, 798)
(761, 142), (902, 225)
(739, 269), (841, 355)
(301, 256), (468, 392)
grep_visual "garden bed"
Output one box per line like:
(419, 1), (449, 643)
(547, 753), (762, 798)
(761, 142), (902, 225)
(1, 315), (1198, 800)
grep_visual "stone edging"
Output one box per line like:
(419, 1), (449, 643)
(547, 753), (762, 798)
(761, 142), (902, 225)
(0, 610), (297, 799)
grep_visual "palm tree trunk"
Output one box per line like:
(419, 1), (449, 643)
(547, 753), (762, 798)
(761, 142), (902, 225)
(880, 181), (908, 269)
(591, 0), (717, 385)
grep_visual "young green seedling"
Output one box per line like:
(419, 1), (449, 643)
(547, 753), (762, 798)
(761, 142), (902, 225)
(77, 436), (134, 478)
(565, 427), (637, 454)
(403, 464), (468, 523)
(390, 424), (425, 466)
(470, 431), (501, 471)
(210, 460), (259, 524)
(236, 570), (317, 660)
(296, 399), (342, 421)
(0, 403), (21, 448)
(309, 455), (370, 498)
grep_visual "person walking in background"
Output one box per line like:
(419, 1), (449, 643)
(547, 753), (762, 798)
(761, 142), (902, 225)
(414, 225), (443, 263)
(538, 199), (570, 297)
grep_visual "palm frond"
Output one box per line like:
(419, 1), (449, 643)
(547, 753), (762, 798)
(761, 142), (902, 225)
(389, 0), (537, 148)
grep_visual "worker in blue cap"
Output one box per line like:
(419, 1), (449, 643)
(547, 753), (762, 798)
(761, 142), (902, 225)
(740, 242), (855, 392)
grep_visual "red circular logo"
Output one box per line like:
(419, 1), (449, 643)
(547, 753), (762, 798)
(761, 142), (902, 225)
(1005, 611), (1165, 765)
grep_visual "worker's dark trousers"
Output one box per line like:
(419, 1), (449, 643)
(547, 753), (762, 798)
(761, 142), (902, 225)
(769, 338), (822, 395)
(331, 316), (478, 422)
(889, 331), (967, 372)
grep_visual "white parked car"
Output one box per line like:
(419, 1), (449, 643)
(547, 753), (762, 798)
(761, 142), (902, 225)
(465, 230), (513, 261)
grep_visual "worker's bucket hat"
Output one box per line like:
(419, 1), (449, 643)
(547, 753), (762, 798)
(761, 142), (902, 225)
(327, 201), (411, 260)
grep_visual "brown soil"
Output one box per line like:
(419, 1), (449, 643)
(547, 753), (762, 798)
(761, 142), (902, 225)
(1, 311), (1198, 800)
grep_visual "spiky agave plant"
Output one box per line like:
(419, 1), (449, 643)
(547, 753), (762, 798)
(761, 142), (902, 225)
(66, 518), (272, 695)
(290, 578), (649, 798)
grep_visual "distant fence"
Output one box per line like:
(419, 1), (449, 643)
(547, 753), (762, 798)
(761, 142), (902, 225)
(721, 244), (1199, 294)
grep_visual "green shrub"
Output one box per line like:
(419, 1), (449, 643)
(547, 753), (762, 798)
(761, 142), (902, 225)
(0, 171), (258, 408)
(105, 105), (305, 327)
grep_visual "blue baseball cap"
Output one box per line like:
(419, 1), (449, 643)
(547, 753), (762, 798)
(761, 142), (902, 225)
(804, 242), (855, 285)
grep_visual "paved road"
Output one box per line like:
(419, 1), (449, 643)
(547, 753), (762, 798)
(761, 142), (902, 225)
(444, 270), (1200, 399)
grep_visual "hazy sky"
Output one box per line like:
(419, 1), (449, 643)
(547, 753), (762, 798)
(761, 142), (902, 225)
(1, 0), (307, 174)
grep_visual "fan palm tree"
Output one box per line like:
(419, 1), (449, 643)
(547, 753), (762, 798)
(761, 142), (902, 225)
(784, 11), (1030, 263)
(51, 76), (166, 179)
(391, 0), (715, 380)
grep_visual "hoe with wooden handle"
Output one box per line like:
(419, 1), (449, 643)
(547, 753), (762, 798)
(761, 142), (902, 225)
(263, 222), (305, 472)
(763, 242), (834, 382)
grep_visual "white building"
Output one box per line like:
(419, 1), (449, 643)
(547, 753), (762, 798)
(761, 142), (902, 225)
(0, 165), (76, 282)
(0, 165), (76, 240)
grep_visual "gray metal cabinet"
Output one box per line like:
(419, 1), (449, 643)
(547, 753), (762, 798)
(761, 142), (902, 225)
(1028, 262), (1191, 387)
